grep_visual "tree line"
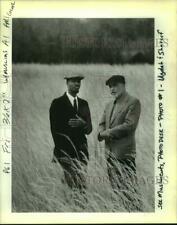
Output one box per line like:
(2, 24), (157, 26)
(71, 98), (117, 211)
(12, 18), (154, 64)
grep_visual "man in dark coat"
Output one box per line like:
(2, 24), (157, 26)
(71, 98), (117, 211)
(50, 74), (92, 190)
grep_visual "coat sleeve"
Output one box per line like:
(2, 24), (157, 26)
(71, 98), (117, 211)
(109, 99), (141, 139)
(49, 99), (58, 146)
(49, 99), (67, 146)
(82, 102), (92, 135)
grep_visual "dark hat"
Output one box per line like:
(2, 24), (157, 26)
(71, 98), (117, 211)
(106, 75), (125, 86)
(64, 74), (84, 80)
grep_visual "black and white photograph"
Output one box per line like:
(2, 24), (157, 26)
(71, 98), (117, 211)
(1, 0), (177, 223)
(12, 18), (155, 212)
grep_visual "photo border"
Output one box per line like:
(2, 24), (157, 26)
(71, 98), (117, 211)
(0, 0), (176, 223)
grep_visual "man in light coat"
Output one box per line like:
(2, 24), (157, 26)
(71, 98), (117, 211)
(98, 75), (141, 192)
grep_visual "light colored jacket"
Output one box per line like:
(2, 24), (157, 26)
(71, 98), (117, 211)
(98, 91), (141, 160)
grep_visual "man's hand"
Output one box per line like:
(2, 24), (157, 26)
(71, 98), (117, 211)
(99, 129), (112, 140)
(68, 115), (86, 128)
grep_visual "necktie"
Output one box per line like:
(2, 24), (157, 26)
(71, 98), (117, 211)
(73, 98), (77, 112)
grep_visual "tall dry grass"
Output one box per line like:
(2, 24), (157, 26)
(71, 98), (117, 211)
(12, 64), (154, 212)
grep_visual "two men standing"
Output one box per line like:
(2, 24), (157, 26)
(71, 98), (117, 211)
(50, 74), (141, 196)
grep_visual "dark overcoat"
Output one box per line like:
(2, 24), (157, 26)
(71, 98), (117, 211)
(50, 93), (92, 162)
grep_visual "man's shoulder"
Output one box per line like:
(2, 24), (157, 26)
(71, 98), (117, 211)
(78, 96), (88, 105)
(51, 94), (66, 105)
(126, 93), (140, 105)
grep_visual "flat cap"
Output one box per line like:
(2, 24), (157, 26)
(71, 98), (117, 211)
(106, 75), (125, 86)
(64, 74), (84, 80)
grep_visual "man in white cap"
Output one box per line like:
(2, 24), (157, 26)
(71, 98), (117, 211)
(50, 74), (92, 192)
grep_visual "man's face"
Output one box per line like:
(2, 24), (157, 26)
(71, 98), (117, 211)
(109, 82), (125, 99)
(67, 78), (81, 95)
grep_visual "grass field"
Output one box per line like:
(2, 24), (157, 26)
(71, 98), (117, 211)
(12, 64), (154, 212)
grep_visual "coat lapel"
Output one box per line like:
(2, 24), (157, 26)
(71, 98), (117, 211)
(109, 92), (129, 126)
(107, 100), (115, 125)
(77, 97), (82, 115)
(63, 93), (76, 115)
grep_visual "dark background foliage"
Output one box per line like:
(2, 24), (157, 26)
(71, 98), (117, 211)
(13, 18), (154, 64)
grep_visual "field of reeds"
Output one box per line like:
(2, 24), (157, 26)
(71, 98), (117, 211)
(12, 64), (154, 212)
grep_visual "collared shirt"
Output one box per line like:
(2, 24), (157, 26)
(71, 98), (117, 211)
(66, 92), (78, 109)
